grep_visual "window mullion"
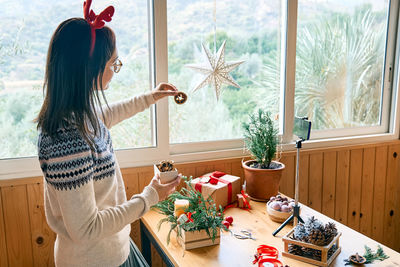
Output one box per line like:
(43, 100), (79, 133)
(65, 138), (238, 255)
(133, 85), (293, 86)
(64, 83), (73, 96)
(152, 0), (169, 158)
(281, 0), (298, 144)
(386, 0), (400, 134)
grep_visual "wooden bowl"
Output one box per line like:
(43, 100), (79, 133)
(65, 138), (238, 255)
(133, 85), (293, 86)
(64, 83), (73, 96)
(349, 254), (366, 265)
(266, 203), (293, 223)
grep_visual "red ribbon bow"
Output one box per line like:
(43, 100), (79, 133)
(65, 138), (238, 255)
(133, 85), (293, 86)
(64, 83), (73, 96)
(186, 212), (194, 223)
(83, 0), (115, 56)
(195, 171), (233, 204)
(209, 171), (226, 184)
(252, 245), (283, 267)
(239, 190), (251, 210)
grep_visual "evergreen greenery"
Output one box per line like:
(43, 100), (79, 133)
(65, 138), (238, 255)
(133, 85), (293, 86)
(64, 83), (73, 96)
(152, 176), (226, 244)
(344, 245), (389, 265)
(242, 108), (278, 169)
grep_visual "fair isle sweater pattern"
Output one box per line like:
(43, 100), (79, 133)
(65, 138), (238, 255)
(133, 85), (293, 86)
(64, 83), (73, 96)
(38, 93), (160, 267)
(38, 121), (115, 191)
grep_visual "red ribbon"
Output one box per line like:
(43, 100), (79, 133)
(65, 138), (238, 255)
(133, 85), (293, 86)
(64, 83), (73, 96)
(252, 245), (283, 267)
(239, 190), (251, 210)
(194, 171), (233, 205)
(186, 212), (194, 223)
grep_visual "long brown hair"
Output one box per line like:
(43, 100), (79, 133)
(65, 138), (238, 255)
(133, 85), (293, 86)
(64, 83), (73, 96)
(36, 18), (115, 148)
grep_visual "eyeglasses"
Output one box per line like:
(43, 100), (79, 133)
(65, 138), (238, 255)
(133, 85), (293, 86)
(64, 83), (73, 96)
(111, 58), (123, 73)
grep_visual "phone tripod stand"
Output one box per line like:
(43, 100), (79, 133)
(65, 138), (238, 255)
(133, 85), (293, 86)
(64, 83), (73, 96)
(272, 139), (304, 236)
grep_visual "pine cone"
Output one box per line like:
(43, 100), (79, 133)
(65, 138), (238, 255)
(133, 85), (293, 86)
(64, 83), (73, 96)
(305, 216), (322, 234)
(288, 244), (303, 256)
(302, 247), (321, 260)
(293, 223), (308, 242)
(309, 228), (327, 246)
(324, 222), (338, 243)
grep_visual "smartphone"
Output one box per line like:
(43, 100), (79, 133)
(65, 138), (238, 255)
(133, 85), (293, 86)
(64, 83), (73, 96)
(293, 117), (311, 141)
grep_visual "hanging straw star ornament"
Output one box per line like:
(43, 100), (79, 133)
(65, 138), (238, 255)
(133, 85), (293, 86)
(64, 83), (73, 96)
(186, 40), (244, 100)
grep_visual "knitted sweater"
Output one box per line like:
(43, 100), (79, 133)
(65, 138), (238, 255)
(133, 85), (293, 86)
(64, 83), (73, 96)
(38, 92), (159, 267)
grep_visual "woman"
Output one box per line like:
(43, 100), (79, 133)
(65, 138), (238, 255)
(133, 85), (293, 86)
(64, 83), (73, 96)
(36, 2), (179, 266)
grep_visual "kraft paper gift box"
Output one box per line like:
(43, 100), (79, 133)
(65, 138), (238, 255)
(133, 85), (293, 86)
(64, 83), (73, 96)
(237, 191), (251, 209)
(190, 171), (241, 208)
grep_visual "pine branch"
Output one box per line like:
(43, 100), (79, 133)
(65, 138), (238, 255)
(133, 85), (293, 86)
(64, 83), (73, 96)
(343, 245), (389, 265)
(152, 176), (226, 243)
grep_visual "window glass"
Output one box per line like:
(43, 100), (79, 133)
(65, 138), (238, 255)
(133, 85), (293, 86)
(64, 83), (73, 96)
(168, 0), (282, 143)
(0, 0), (152, 159)
(295, 0), (389, 130)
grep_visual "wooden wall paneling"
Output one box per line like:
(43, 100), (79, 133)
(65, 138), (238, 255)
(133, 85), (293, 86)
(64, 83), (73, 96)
(175, 165), (196, 178)
(138, 171), (155, 193)
(123, 173), (142, 251)
(335, 150), (350, 224)
(27, 183), (56, 267)
(308, 153), (323, 212)
(213, 162), (232, 174)
(279, 155), (295, 198)
(124, 173), (139, 198)
(151, 243), (164, 267)
(298, 153), (309, 205)
(175, 166), (196, 191)
(322, 151), (337, 219)
(131, 220), (142, 252)
(384, 145), (400, 250)
(231, 159), (245, 186)
(347, 149), (363, 231)
(2, 185), (34, 267)
(395, 147), (400, 252)
(137, 171), (154, 251)
(0, 189), (8, 267)
(371, 146), (388, 243)
(359, 147), (375, 237)
(0, 177), (42, 188)
(195, 164), (215, 177)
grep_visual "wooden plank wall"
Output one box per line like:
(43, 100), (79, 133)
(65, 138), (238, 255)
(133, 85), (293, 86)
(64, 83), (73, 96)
(0, 141), (399, 266)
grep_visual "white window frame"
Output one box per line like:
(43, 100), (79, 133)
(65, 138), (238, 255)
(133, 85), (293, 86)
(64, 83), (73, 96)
(0, 0), (399, 180)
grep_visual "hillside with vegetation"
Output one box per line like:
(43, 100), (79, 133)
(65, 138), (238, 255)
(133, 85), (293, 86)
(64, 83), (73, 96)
(0, 0), (388, 158)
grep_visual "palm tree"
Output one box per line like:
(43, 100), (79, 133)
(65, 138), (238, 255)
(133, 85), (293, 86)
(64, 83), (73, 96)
(257, 8), (385, 130)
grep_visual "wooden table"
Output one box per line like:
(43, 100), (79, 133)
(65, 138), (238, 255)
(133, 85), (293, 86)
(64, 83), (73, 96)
(141, 201), (400, 266)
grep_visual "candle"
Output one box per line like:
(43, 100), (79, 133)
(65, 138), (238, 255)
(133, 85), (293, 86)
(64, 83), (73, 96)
(174, 199), (189, 217)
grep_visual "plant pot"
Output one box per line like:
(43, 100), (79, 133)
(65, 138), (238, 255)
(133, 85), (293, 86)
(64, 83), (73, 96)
(242, 160), (285, 202)
(154, 164), (178, 184)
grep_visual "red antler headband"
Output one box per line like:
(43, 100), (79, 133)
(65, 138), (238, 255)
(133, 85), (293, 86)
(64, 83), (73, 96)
(83, 0), (115, 56)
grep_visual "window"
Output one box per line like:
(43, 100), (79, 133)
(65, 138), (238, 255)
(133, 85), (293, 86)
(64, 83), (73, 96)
(294, 0), (392, 139)
(103, 1), (153, 149)
(0, 0), (153, 160)
(0, 0), (399, 178)
(167, 0), (282, 144)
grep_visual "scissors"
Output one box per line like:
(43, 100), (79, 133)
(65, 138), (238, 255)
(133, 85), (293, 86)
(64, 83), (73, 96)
(233, 230), (256, 240)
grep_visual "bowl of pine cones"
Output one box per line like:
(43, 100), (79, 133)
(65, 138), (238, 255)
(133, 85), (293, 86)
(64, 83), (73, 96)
(282, 216), (342, 266)
(154, 160), (178, 184)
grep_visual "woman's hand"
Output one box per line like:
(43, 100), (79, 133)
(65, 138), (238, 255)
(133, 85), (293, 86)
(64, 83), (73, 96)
(152, 82), (179, 101)
(149, 174), (182, 201)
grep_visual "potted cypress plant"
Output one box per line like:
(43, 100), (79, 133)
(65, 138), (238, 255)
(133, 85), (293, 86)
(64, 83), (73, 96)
(242, 109), (285, 201)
